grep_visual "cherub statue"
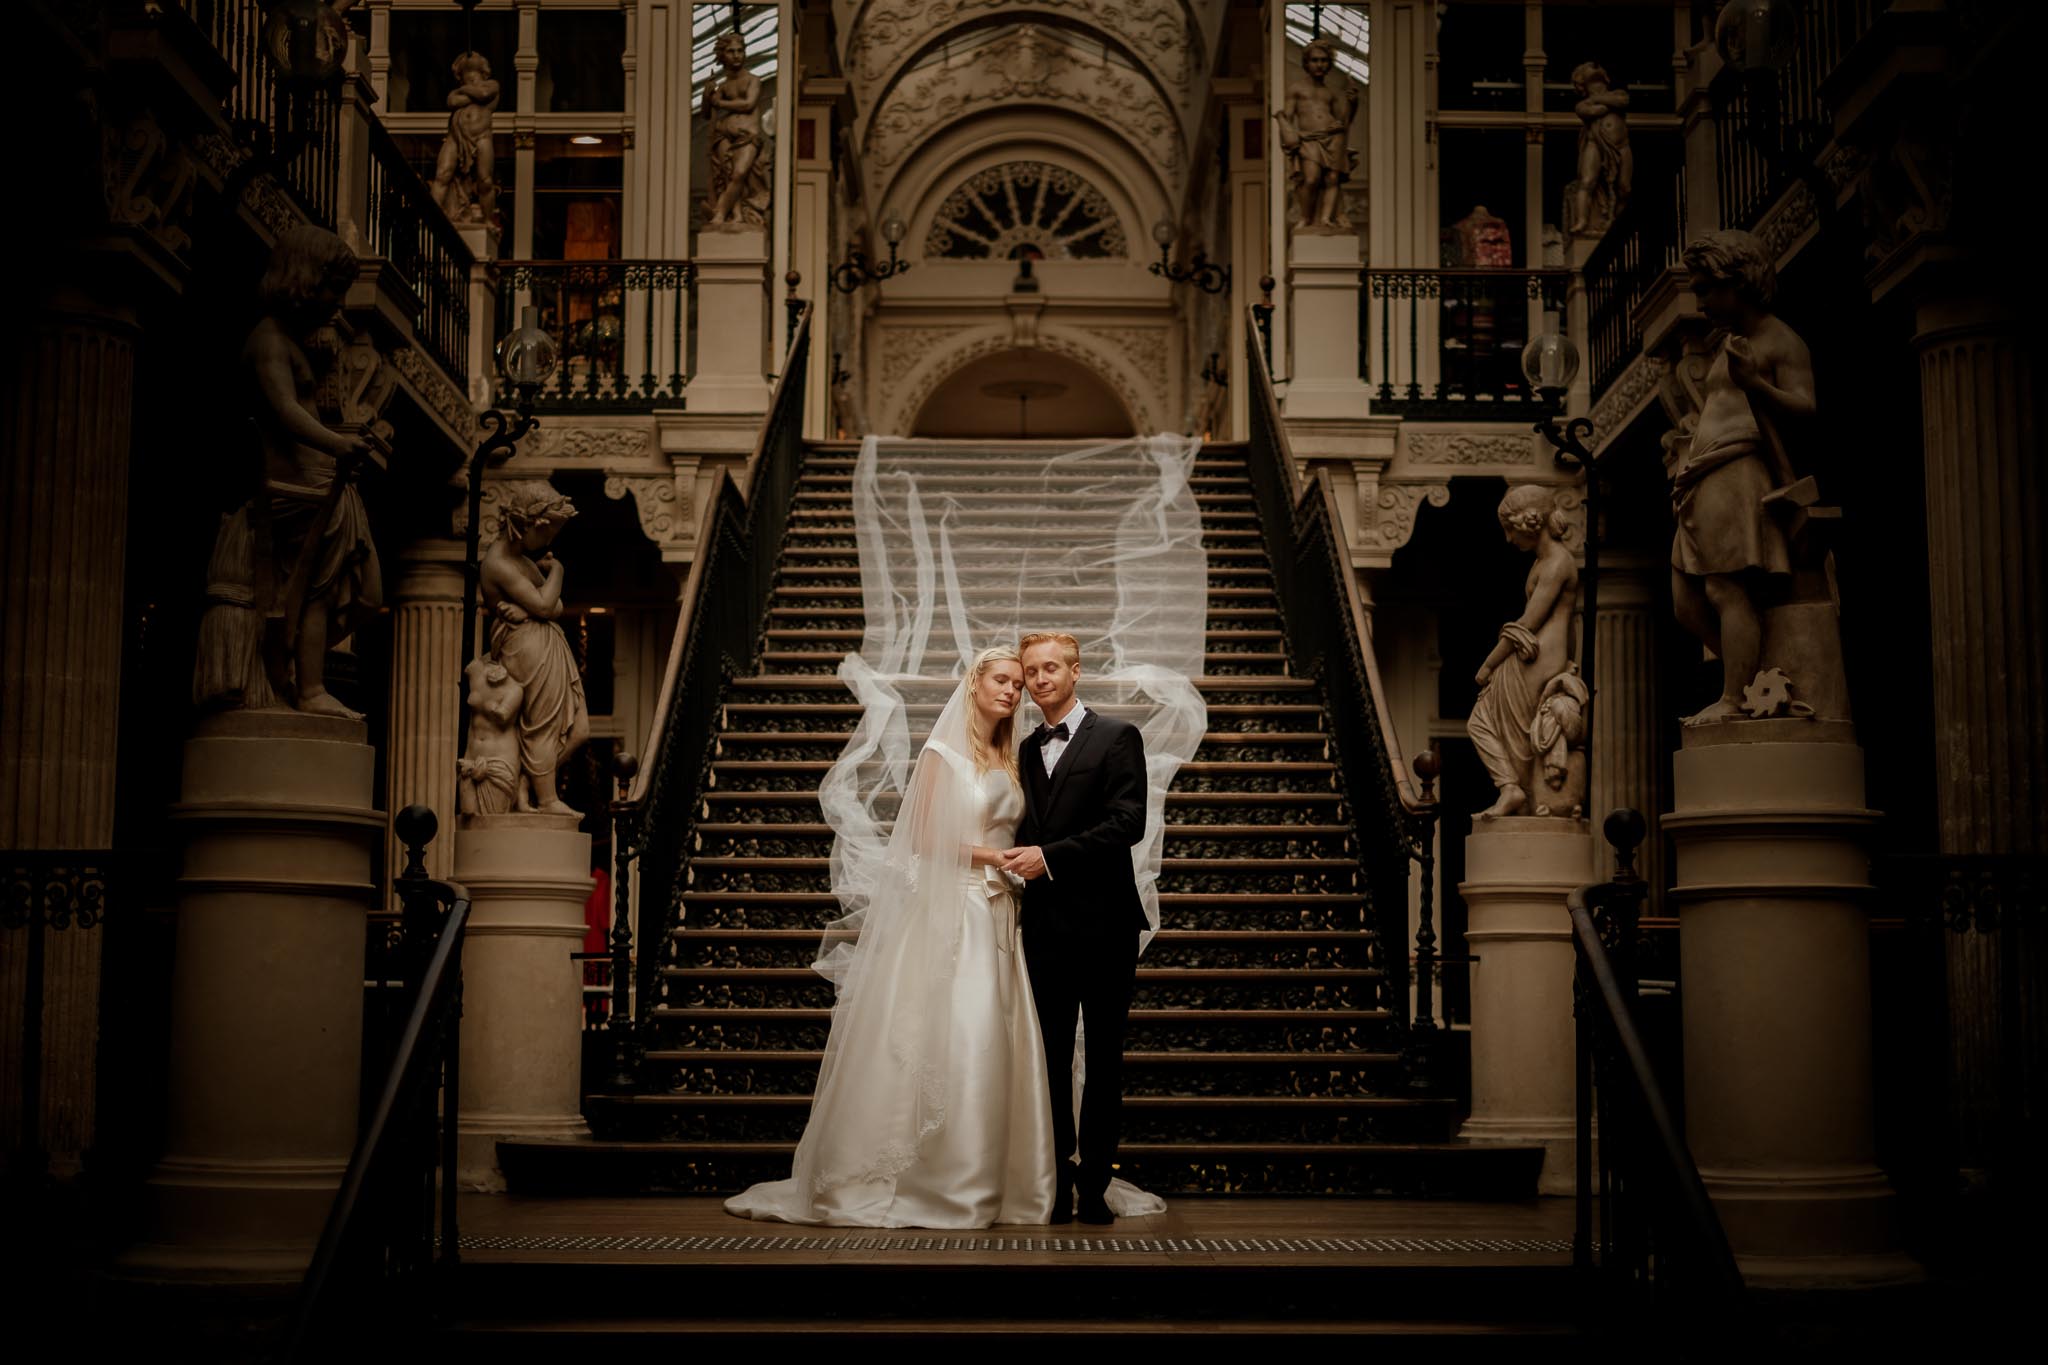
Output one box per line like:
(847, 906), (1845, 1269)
(194, 225), (381, 719)
(457, 656), (524, 816)
(1275, 39), (1361, 234)
(1665, 230), (1816, 725)
(1469, 485), (1580, 819)
(701, 29), (770, 230)
(1528, 671), (1591, 818)
(479, 480), (590, 814)
(430, 50), (500, 225)
(1564, 62), (1632, 239)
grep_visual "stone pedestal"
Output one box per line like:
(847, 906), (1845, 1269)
(0, 294), (136, 1173)
(1457, 816), (1594, 1194)
(688, 227), (771, 414)
(1666, 720), (1917, 1285)
(452, 814), (594, 1190)
(120, 711), (382, 1283)
(1282, 232), (1370, 419)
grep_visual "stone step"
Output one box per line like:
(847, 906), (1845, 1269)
(716, 703), (1322, 733)
(690, 823), (1355, 858)
(706, 759), (1334, 792)
(751, 653), (1292, 676)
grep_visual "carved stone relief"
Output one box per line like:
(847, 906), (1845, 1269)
(1364, 482), (1451, 554)
(877, 326), (972, 390)
(1404, 431), (1538, 467)
(604, 474), (691, 547)
(523, 425), (656, 463)
(390, 345), (480, 440)
(865, 22), (1185, 188)
(1079, 325), (1170, 409)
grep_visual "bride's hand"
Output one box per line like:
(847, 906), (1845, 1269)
(1000, 845), (1047, 880)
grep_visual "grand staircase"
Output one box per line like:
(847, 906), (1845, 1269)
(499, 441), (1538, 1199)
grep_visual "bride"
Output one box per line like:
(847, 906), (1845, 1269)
(725, 645), (1055, 1226)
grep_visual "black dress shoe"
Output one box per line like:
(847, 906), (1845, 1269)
(1077, 1192), (1114, 1225)
(1050, 1173), (1075, 1224)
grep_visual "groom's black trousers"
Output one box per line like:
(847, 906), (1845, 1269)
(1023, 922), (1142, 1197)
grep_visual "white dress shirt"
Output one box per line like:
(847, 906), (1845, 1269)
(1039, 700), (1088, 776)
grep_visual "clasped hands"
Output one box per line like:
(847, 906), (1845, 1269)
(999, 845), (1048, 880)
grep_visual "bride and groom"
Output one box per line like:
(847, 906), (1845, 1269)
(724, 632), (1152, 1227)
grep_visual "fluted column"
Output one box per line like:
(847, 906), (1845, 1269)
(1914, 293), (2046, 1180)
(0, 294), (137, 1173)
(385, 542), (466, 882)
(1589, 555), (1663, 889)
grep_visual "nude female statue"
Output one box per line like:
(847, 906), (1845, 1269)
(702, 29), (769, 229)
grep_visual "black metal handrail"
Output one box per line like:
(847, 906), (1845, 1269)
(1244, 314), (1421, 1027)
(1571, 808), (1745, 1322)
(1584, 162), (1687, 402)
(4, 851), (111, 1172)
(287, 807), (468, 1358)
(365, 117), (475, 387)
(494, 259), (701, 409)
(1361, 268), (1569, 419)
(613, 306), (813, 1043)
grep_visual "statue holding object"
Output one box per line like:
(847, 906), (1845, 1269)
(457, 655), (524, 816)
(1469, 485), (1584, 819)
(477, 480), (590, 815)
(194, 225), (383, 719)
(1564, 62), (1633, 240)
(1664, 230), (1832, 726)
(701, 29), (771, 230)
(1275, 39), (1361, 234)
(430, 50), (501, 226)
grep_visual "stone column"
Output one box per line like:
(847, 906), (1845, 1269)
(1282, 233), (1369, 419)
(1912, 293), (2046, 1181)
(385, 542), (466, 883)
(1457, 818), (1594, 1194)
(452, 813), (594, 1190)
(1666, 722), (1915, 1285)
(120, 712), (382, 1283)
(1589, 555), (1663, 888)
(689, 228), (772, 414)
(0, 294), (137, 1174)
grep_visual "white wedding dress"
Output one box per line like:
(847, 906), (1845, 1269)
(724, 745), (1055, 1227)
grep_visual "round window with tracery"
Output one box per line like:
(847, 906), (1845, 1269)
(923, 162), (1128, 260)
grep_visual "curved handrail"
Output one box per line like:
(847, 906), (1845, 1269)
(1243, 307), (1425, 814)
(1568, 874), (1745, 1309)
(287, 880), (472, 1357)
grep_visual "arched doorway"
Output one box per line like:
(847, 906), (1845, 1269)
(910, 348), (1134, 439)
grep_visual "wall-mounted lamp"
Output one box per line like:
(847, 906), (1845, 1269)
(831, 213), (912, 293)
(1149, 220), (1229, 295)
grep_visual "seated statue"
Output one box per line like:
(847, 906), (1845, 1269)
(194, 225), (381, 719)
(478, 481), (590, 814)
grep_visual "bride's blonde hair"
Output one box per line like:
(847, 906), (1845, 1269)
(967, 645), (1023, 782)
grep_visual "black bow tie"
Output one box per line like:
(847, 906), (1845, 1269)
(1040, 721), (1070, 742)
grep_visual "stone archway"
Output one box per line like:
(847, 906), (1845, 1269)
(911, 347), (1135, 438)
(876, 323), (1167, 436)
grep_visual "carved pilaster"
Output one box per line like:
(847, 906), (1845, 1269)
(386, 544), (466, 883)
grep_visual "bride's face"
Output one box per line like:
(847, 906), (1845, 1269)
(972, 657), (1023, 721)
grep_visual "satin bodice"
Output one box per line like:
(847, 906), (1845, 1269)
(977, 768), (1024, 848)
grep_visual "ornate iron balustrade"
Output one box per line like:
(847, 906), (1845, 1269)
(178, 0), (342, 229)
(1585, 163), (1688, 402)
(364, 118), (474, 388)
(494, 260), (701, 410)
(1571, 809), (1746, 1325)
(1245, 314), (1423, 1029)
(1713, 0), (1877, 232)
(288, 807), (468, 1357)
(1360, 269), (1570, 420)
(605, 307), (811, 1053)
(1888, 853), (2048, 936)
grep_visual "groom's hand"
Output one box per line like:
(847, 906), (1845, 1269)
(1000, 845), (1048, 880)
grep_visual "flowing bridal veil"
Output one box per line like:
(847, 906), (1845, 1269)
(816, 435), (1210, 1217)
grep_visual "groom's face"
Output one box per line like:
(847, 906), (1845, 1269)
(1022, 642), (1079, 716)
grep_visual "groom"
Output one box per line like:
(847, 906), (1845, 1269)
(1002, 631), (1149, 1224)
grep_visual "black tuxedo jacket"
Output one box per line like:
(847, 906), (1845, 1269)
(1017, 706), (1149, 936)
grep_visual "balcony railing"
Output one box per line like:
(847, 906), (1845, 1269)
(1585, 163), (1687, 400)
(493, 260), (701, 410)
(177, 0), (342, 230)
(1714, 0), (1878, 231)
(364, 119), (474, 388)
(1360, 268), (1570, 420)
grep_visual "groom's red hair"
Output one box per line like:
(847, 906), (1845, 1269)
(1018, 631), (1080, 666)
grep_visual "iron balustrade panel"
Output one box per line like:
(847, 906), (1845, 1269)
(1244, 325), (1412, 1017)
(496, 260), (701, 411)
(1585, 163), (1687, 402)
(1714, 0), (1879, 233)
(1360, 270), (1570, 420)
(364, 119), (474, 388)
(631, 313), (811, 1021)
